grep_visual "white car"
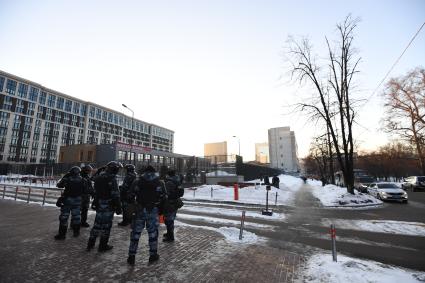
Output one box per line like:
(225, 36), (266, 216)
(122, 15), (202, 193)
(368, 182), (408, 203)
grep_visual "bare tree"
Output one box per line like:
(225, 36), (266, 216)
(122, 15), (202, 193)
(287, 15), (360, 193)
(382, 68), (425, 174)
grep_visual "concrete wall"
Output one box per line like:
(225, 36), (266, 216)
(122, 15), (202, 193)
(206, 175), (244, 185)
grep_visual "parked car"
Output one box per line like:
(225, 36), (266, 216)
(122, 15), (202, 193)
(354, 176), (376, 193)
(368, 182), (408, 203)
(402, 176), (425, 192)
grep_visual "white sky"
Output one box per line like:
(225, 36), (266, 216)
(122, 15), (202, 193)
(1, 0), (424, 160)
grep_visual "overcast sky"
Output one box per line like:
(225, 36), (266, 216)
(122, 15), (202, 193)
(1, 0), (424, 160)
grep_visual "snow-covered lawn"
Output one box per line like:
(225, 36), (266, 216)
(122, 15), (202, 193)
(309, 182), (382, 207)
(184, 174), (303, 206)
(302, 253), (425, 283)
(321, 219), (425, 237)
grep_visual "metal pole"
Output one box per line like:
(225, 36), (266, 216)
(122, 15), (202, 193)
(27, 187), (31, 203)
(15, 187), (18, 200)
(2, 185), (5, 199)
(42, 189), (47, 206)
(331, 224), (337, 262)
(193, 189), (195, 198)
(211, 187), (213, 198)
(265, 189), (269, 212)
(239, 210), (246, 240)
(275, 192), (278, 206)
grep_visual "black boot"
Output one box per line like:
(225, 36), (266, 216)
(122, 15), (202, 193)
(54, 225), (67, 240)
(163, 229), (174, 242)
(72, 224), (80, 237)
(81, 208), (89, 227)
(118, 215), (130, 226)
(86, 237), (96, 251)
(127, 255), (135, 265)
(81, 222), (90, 228)
(98, 237), (113, 252)
(148, 253), (159, 263)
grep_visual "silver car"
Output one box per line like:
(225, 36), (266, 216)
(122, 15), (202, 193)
(368, 182), (408, 203)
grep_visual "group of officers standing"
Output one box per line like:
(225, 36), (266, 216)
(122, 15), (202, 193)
(54, 161), (184, 265)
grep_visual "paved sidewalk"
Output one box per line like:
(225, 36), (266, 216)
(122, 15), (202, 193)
(0, 200), (303, 282)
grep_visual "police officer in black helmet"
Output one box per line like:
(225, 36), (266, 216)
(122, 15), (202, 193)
(118, 164), (137, 226)
(55, 166), (89, 240)
(80, 165), (95, 227)
(86, 161), (123, 252)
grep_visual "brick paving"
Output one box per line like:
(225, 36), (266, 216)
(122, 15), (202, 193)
(0, 200), (303, 283)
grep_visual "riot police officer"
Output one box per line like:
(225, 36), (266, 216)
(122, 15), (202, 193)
(55, 166), (88, 240)
(86, 161), (122, 252)
(127, 165), (167, 265)
(81, 165), (94, 227)
(118, 164), (137, 226)
(163, 169), (184, 242)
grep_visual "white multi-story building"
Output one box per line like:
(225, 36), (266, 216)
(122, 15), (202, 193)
(0, 70), (174, 164)
(268, 126), (299, 172)
(255, 142), (269, 163)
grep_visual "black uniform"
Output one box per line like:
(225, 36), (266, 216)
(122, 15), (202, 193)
(55, 167), (88, 240)
(81, 171), (94, 227)
(118, 170), (137, 226)
(163, 173), (184, 242)
(87, 162), (122, 252)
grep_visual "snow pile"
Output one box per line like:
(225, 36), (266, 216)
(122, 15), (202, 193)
(185, 174), (303, 205)
(217, 227), (259, 244)
(310, 184), (382, 207)
(206, 170), (236, 176)
(322, 219), (425, 237)
(302, 253), (425, 283)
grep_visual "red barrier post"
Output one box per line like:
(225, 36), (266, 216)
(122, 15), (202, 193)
(234, 183), (239, 201)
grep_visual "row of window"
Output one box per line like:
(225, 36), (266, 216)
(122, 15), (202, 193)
(117, 150), (176, 165)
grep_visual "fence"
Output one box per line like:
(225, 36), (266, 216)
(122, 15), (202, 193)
(1, 184), (64, 206)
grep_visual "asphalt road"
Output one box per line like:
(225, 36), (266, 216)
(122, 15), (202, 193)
(178, 185), (425, 271)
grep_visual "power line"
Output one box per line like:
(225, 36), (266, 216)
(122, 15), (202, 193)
(362, 20), (425, 105)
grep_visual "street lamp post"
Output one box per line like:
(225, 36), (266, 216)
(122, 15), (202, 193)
(232, 135), (240, 156)
(122, 104), (134, 165)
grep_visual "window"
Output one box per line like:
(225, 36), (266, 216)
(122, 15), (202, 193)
(17, 83), (28, 98)
(73, 102), (80, 114)
(145, 154), (151, 161)
(79, 151), (84, 161)
(65, 100), (72, 112)
(118, 150), (125, 160)
(137, 153), (143, 161)
(29, 87), (39, 102)
(102, 110), (107, 121)
(96, 108), (101, 119)
(81, 104), (87, 116)
(0, 76), (5, 92)
(56, 97), (64, 110)
(6, 79), (17, 95)
(39, 91), (47, 105)
(47, 94), (56, 107)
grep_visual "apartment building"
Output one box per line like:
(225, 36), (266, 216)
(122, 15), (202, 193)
(268, 126), (299, 172)
(0, 70), (174, 164)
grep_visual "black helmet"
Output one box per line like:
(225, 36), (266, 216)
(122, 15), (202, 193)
(144, 165), (156, 173)
(106, 161), (123, 174)
(69, 166), (81, 175)
(125, 164), (135, 173)
(82, 165), (93, 174)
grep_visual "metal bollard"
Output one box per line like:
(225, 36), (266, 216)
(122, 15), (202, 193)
(2, 185), (5, 199)
(275, 192), (278, 206)
(211, 187), (213, 198)
(193, 189), (196, 198)
(27, 187), (32, 203)
(15, 187), (19, 200)
(239, 210), (246, 240)
(42, 189), (47, 206)
(330, 224), (337, 262)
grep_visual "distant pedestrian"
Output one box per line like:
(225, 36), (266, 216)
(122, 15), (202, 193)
(264, 175), (270, 185)
(54, 166), (89, 240)
(127, 165), (167, 265)
(272, 175), (280, 188)
(86, 161), (122, 252)
(80, 165), (94, 228)
(118, 164), (137, 227)
(163, 169), (184, 242)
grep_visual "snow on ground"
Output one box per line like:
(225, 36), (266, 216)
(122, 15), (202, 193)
(322, 218), (425, 237)
(309, 183), (382, 207)
(185, 174), (303, 206)
(175, 220), (264, 244)
(301, 252), (425, 283)
(182, 205), (285, 220)
(206, 170), (235, 176)
(177, 213), (275, 230)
